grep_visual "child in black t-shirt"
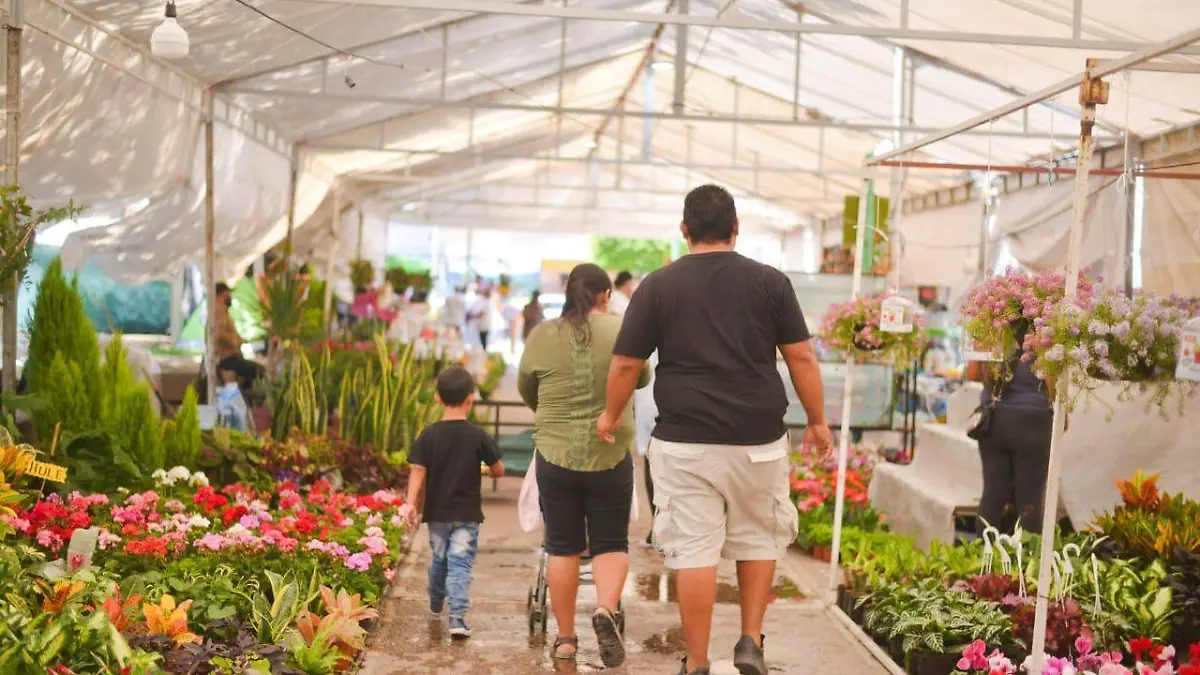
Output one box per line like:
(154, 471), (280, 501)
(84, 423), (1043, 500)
(406, 366), (504, 639)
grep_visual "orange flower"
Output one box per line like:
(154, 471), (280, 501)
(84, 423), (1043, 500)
(101, 589), (142, 632)
(39, 580), (86, 614)
(142, 594), (201, 646)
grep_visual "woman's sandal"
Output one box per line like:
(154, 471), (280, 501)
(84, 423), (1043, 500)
(552, 636), (579, 660)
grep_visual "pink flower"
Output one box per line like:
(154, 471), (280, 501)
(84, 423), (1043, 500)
(194, 533), (227, 551)
(383, 568), (395, 582)
(164, 500), (186, 512)
(1, 514), (30, 533)
(69, 553), (86, 571)
(238, 515), (262, 530)
(958, 640), (989, 671)
(344, 551), (373, 571)
(35, 529), (64, 551)
(97, 529), (121, 550)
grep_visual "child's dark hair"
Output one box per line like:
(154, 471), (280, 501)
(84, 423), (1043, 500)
(436, 366), (476, 406)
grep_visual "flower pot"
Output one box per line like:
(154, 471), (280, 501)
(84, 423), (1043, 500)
(848, 594), (866, 625)
(810, 545), (832, 562)
(836, 585), (848, 614)
(909, 651), (961, 675)
(888, 637), (905, 665)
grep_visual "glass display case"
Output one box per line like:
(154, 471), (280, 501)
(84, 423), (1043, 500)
(781, 272), (895, 429)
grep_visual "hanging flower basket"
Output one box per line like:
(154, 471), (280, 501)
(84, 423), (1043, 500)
(1027, 290), (1196, 418)
(819, 295), (926, 369)
(959, 268), (1095, 358)
(349, 259), (375, 290)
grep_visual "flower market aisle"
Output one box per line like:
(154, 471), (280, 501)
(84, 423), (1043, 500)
(358, 477), (888, 675)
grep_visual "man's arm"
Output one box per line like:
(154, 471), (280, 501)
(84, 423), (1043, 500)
(598, 356), (648, 443)
(779, 341), (826, 425)
(599, 277), (658, 443)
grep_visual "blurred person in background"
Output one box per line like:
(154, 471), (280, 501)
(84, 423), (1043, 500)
(442, 286), (467, 337)
(522, 291), (545, 342)
(610, 270), (633, 317)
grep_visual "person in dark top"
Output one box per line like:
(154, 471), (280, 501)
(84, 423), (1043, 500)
(406, 366), (505, 640)
(967, 335), (1053, 535)
(597, 185), (833, 675)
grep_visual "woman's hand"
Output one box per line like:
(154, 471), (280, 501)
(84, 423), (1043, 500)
(596, 410), (622, 444)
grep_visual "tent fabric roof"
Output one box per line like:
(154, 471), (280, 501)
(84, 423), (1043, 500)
(27, 0), (1200, 281)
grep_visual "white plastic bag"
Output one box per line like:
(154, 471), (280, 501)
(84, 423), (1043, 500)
(518, 468), (542, 533)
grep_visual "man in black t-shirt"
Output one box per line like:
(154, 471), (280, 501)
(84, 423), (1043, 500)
(597, 185), (833, 675)
(406, 366), (504, 640)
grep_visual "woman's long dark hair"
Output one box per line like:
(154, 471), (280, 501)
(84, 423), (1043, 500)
(558, 263), (612, 344)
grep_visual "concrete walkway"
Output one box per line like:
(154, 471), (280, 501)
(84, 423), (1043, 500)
(360, 475), (886, 675)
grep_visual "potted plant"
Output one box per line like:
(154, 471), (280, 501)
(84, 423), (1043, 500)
(1027, 290), (1194, 417)
(819, 295), (926, 369)
(349, 259), (375, 290)
(384, 266), (409, 292)
(959, 268), (1094, 360)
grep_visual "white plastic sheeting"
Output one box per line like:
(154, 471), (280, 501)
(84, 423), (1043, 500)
(897, 199), (982, 290)
(13, 0), (1200, 283)
(1143, 178), (1200, 295)
(989, 176), (1128, 283)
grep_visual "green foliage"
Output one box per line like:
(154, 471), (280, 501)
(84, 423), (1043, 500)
(270, 348), (331, 441)
(591, 236), (671, 275)
(239, 569), (320, 645)
(36, 354), (91, 445)
(25, 258), (101, 428)
(62, 431), (144, 494)
(257, 262), (313, 350)
(164, 387), (202, 470)
(0, 187), (83, 298)
(335, 337), (440, 461)
(197, 428), (271, 489)
(348, 259), (374, 290)
(99, 336), (164, 474)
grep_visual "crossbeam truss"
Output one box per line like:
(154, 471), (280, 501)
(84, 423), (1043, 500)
(828, 24), (1200, 675)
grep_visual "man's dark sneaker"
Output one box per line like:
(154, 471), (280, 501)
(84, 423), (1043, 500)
(429, 598), (444, 616)
(733, 634), (766, 675)
(675, 657), (711, 675)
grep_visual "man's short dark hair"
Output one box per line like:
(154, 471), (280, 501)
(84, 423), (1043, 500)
(215, 282), (231, 296)
(682, 185), (738, 244)
(436, 366), (476, 406)
(613, 271), (633, 289)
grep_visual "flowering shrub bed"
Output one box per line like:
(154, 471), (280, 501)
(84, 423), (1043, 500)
(819, 295), (926, 368)
(1, 464), (408, 675)
(789, 442), (884, 556)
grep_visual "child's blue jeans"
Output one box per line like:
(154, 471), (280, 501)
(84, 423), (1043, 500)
(427, 522), (480, 619)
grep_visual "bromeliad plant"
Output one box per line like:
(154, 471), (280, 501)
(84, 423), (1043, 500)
(819, 295), (926, 368)
(1026, 290), (1194, 417)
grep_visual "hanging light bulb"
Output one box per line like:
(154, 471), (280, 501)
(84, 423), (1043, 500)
(151, 1), (190, 60)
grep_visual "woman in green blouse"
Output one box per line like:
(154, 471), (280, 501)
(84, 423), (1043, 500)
(518, 263), (650, 666)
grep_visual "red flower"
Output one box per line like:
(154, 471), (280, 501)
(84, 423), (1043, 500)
(1181, 666), (1200, 675)
(221, 504), (249, 527)
(1190, 643), (1200, 665)
(123, 537), (168, 558)
(1129, 638), (1155, 661)
(193, 486), (228, 513)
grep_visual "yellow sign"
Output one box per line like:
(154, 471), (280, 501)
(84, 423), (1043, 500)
(11, 453), (68, 483)
(25, 460), (67, 483)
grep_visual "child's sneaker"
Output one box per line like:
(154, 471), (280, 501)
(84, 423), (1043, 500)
(448, 617), (472, 639)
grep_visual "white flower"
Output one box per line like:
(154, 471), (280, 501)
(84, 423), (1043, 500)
(188, 515), (211, 529)
(152, 469), (168, 481)
(167, 466), (192, 482)
(189, 471), (209, 486)
(226, 524), (250, 537)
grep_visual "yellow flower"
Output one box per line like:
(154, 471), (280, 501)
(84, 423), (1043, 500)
(39, 580), (86, 614)
(142, 594), (201, 646)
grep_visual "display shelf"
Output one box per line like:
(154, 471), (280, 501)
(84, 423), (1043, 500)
(779, 360), (894, 429)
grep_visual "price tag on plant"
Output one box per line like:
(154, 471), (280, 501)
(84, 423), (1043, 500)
(963, 336), (1002, 362)
(1176, 318), (1200, 382)
(880, 295), (914, 334)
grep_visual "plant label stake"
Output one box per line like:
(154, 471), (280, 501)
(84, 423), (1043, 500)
(880, 294), (915, 333)
(1176, 317), (1200, 382)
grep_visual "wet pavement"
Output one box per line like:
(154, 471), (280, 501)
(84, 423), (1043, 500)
(360, 477), (886, 675)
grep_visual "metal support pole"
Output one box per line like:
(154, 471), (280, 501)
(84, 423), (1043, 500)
(439, 25), (449, 101)
(169, 269), (184, 345)
(686, 125), (694, 186)
(731, 77), (740, 163)
(792, 18), (802, 120)
(323, 184), (340, 337)
(356, 208), (365, 260)
(1028, 62), (1105, 675)
(827, 165), (873, 600)
(673, 0), (688, 115)
(642, 65), (654, 162)
(284, 150), (298, 265)
(204, 94), (217, 404)
(1071, 0), (1083, 39)
(616, 114), (625, 188)
(1, 0), (21, 399)
(899, 0), (909, 29)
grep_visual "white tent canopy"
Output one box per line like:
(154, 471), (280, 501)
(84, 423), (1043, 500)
(0, 0), (1191, 282)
